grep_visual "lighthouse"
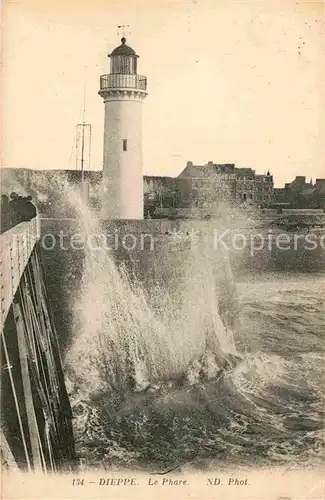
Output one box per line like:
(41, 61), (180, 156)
(99, 37), (147, 219)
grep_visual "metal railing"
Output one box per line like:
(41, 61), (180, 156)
(0, 217), (39, 329)
(100, 74), (147, 91)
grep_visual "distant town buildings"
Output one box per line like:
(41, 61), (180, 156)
(2, 166), (324, 218)
(274, 176), (325, 209)
(143, 162), (275, 215)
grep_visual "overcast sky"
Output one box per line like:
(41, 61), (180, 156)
(2, 0), (325, 187)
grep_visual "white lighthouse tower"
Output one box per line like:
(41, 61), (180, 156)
(99, 37), (147, 219)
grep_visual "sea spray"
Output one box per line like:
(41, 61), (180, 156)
(64, 189), (239, 399)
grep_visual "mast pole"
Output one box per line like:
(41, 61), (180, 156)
(81, 66), (87, 183)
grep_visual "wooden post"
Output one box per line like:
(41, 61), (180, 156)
(13, 302), (43, 471)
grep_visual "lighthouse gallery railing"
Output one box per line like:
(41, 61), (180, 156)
(100, 74), (147, 91)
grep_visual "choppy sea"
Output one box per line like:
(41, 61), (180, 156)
(67, 270), (324, 472)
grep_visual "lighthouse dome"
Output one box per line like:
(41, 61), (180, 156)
(109, 37), (139, 74)
(110, 37), (137, 57)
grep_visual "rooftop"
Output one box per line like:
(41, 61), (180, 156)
(109, 37), (138, 57)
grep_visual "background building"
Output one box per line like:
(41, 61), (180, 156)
(274, 176), (325, 209)
(176, 161), (274, 207)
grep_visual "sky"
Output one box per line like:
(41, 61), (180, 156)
(2, 0), (325, 187)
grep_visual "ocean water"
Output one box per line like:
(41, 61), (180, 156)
(64, 196), (325, 472)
